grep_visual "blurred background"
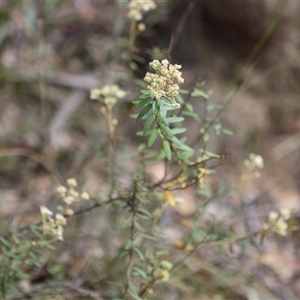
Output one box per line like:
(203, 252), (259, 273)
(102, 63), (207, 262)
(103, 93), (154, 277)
(1, 0), (300, 299)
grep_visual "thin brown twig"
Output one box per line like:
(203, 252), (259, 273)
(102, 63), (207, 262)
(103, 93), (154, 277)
(123, 180), (139, 299)
(167, 2), (195, 61)
(0, 147), (63, 184)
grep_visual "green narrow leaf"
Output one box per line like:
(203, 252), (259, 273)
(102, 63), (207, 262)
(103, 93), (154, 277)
(124, 239), (133, 250)
(206, 103), (222, 111)
(41, 243), (55, 250)
(136, 103), (152, 121)
(14, 269), (28, 280)
(128, 282), (139, 298)
(144, 149), (158, 159)
(143, 114), (154, 135)
(30, 225), (42, 237)
(0, 237), (11, 247)
(136, 194), (149, 204)
(157, 112), (169, 126)
(199, 149), (221, 158)
(136, 131), (148, 136)
(124, 211), (132, 221)
(134, 221), (146, 232)
(171, 128), (187, 135)
(222, 127), (233, 135)
(160, 100), (176, 110)
(203, 132), (210, 142)
(176, 94), (184, 104)
(130, 62), (138, 70)
(132, 267), (147, 278)
(166, 116), (184, 123)
(191, 88), (209, 99)
(139, 208), (153, 218)
(147, 127), (159, 147)
(155, 149), (166, 161)
(158, 122), (173, 139)
(129, 290), (143, 300)
(140, 233), (157, 240)
(133, 247), (145, 260)
(171, 136), (194, 152)
(133, 97), (151, 107)
(116, 250), (129, 258)
(179, 89), (189, 94)
(161, 95), (173, 105)
(130, 114), (139, 120)
(182, 111), (198, 118)
(163, 140), (171, 160)
(185, 103), (194, 112)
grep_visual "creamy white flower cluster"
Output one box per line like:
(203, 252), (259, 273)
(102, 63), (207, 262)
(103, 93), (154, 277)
(40, 206), (67, 241)
(263, 209), (291, 236)
(90, 85), (126, 107)
(244, 153), (264, 170)
(153, 260), (173, 283)
(56, 178), (90, 216)
(244, 153), (264, 178)
(144, 59), (184, 106)
(127, 0), (157, 21)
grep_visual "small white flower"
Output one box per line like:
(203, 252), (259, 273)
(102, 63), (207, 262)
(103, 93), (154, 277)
(104, 97), (117, 106)
(69, 189), (79, 198)
(81, 192), (90, 200)
(54, 226), (64, 241)
(127, 0), (156, 21)
(40, 207), (67, 241)
(66, 208), (74, 216)
(64, 196), (75, 205)
(40, 206), (53, 217)
(264, 210), (290, 236)
(173, 103), (181, 109)
(268, 211), (279, 221)
(280, 208), (291, 220)
(90, 89), (101, 100)
(56, 186), (67, 195)
(55, 214), (67, 226)
(138, 23), (146, 31)
(275, 218), (288, 236)
(67, 178), (77, 187)
(244, 153), (264, 170)
(90, 85), (126, 107)
(57, 205), (64, 211)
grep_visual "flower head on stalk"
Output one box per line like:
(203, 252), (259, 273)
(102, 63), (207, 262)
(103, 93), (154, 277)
(144, 59), (183, 108)
(127, 0), (157, 21)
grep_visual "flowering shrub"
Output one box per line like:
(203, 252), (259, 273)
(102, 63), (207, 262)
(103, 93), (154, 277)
(0, 1), (296, 299)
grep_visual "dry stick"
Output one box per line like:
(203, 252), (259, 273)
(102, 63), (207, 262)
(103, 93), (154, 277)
(0, 147), (63, 184)
(105, 107), (118, 197)
(195, 0), (290, 144)
(221, 0), (291, 104)
(128, 19), (137, 64)
(123, 181), (139, 299)
(37, 19), (48, 120)
(167, 2), (195, 61)
(170, 224), (213, 273)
